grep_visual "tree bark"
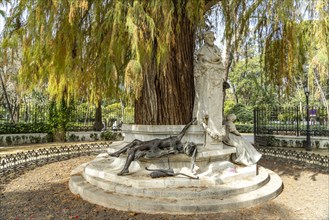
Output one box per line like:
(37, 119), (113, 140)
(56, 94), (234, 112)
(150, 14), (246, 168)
(0, 69), (15, 122)
(135, 7), (195, 125)
(93, 99), (103, 131)
(314, 69), (329, 123)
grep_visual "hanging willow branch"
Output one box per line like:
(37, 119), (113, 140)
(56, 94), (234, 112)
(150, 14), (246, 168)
(1, 0), (327, 106)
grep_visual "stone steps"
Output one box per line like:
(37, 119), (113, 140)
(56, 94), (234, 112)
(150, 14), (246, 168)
(83, 156), (257, 188)
(82, 169), (270, 199)
(69, 138), (283, 214)
(69, 167), (283, 214)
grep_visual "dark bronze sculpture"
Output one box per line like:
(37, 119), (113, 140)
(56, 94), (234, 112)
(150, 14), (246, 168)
(109, 118), (196, 175)
(145, 167), (199, 179)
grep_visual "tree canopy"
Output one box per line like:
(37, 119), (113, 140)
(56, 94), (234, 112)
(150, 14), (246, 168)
(0, 0), (328, 124)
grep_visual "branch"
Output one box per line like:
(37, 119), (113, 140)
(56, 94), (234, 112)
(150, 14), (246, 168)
(205, 0), (221, 12)
(0, 69), (14, 122)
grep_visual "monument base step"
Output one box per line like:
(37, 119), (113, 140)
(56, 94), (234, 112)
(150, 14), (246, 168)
(69, 139), (282, 214)
(69, 166), (282, 214)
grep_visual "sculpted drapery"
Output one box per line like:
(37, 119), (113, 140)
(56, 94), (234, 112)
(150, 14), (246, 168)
(193, 31), (226, 138)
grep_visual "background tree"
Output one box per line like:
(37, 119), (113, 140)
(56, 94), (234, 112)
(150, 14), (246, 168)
(1, 0), (328, 126)
(0, 35), (21, 122)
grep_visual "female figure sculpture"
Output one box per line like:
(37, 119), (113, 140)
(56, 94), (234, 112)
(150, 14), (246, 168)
(224, 114), (262, 165)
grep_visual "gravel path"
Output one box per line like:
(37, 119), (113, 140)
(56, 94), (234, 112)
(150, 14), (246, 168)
(1, 155), (328, 220)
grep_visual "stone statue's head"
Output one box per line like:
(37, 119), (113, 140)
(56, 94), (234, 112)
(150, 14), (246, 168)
(184, 142), (197, 157)
(226, 114), (237, 122)
(204, 31), (215, 45)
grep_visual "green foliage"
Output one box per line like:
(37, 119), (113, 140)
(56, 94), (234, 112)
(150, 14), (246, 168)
(224, 100), (235, 116)
(48, 100), (72, 140)
(1, 0), (208, 106)
(2, 0), (327, 124)
(100, 131), (122, 141)
(229, 55), (280, 108)
(103, 102), (122, 120)
(259, 2), (328, 97)
(124, 106), (134, 124)
(68, 133), (80, 142)
(66, 123), (93, 132)
(5, 136), (12, 145)
(0, 134), (51, 145)
(30, 135), (42, 144)
(0, 122), (51, 134)
(90, 133), (99, 141)
(235, 124), (254, 133)
(227, 104), (253, 124)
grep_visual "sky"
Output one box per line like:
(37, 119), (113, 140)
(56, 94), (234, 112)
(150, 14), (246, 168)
(0, 18), (4, 34)
(0, 11), (4, 33)
(0, 4), (8, 35)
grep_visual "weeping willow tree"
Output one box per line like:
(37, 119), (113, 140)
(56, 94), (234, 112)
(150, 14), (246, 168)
(1, 0), (130, 130)
(1, 0), (328, 125)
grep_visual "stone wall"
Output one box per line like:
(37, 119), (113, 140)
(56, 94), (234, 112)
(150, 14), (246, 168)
(0, 131), (111, 146)
(121, 124), (204, 145)
(0, 133), (49, 146)
(255, 135), (329, 149)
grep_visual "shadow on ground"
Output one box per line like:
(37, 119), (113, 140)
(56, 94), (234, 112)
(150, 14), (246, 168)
(1, 181), (295, 220)
(258, 155), (328, 181)
(1, 155), (328, 220)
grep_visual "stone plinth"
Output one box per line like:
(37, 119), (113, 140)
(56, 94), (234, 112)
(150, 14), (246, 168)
(69, 125), (283, 214)
(121, 124), (205, 145)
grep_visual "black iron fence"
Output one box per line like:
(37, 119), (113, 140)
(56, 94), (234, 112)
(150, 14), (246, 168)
(255, 146), (329, 171)
(0, 143), (109, 190)
(254, 106), (329, 137)
(0, 104), (48, 124)
(0, 103), (135, 134)
(0, 143), (109, 171)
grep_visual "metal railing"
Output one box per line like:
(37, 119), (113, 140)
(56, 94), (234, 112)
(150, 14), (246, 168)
(0, 143), (109, 190)
(0, 104), (48, 124)
(254, 106), (329, 137)
(256, 146), (329, 171)
(0, 143), (109, 171)
(0, 103), (135, 133)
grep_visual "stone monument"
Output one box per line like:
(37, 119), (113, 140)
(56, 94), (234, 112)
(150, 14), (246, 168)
(193, 31), (226, 148)
(68, 31), (282, 214)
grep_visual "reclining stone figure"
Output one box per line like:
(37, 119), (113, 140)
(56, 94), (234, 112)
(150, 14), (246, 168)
(109, 118), (197, 175)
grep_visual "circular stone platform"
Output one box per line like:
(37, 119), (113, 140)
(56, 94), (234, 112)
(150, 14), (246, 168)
(69, 126), (283, 214)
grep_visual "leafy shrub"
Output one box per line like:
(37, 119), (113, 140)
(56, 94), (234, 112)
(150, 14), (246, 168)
(90, 133), (99, 141)
(66, 123), (94, 132)
(0, 122), (51, 134)
(30, 136), (42, 144)
(100, 131), (123, 141)
(13, 136), (21, 144)
(68, 134), (80, 142)
(5, 136), (12, 145)
(228, 104), (253, 124)
(235, 124), (254, 133)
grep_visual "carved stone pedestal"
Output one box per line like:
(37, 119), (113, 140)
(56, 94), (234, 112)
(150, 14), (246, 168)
(69, 125), (283, 214)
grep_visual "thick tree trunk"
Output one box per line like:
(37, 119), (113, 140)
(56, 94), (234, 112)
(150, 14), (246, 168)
(135, 8), (195, 125)
(0, 70), (15, 122)
(93, 99), (103, 131)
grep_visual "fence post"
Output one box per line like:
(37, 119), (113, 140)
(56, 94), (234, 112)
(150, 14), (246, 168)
(296, 106), (299, 136)
(254, 108), (257, 136)
(34, 104), (37, 123)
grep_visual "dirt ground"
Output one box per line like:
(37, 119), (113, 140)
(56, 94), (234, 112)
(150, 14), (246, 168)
(1, 155), (328, 220)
